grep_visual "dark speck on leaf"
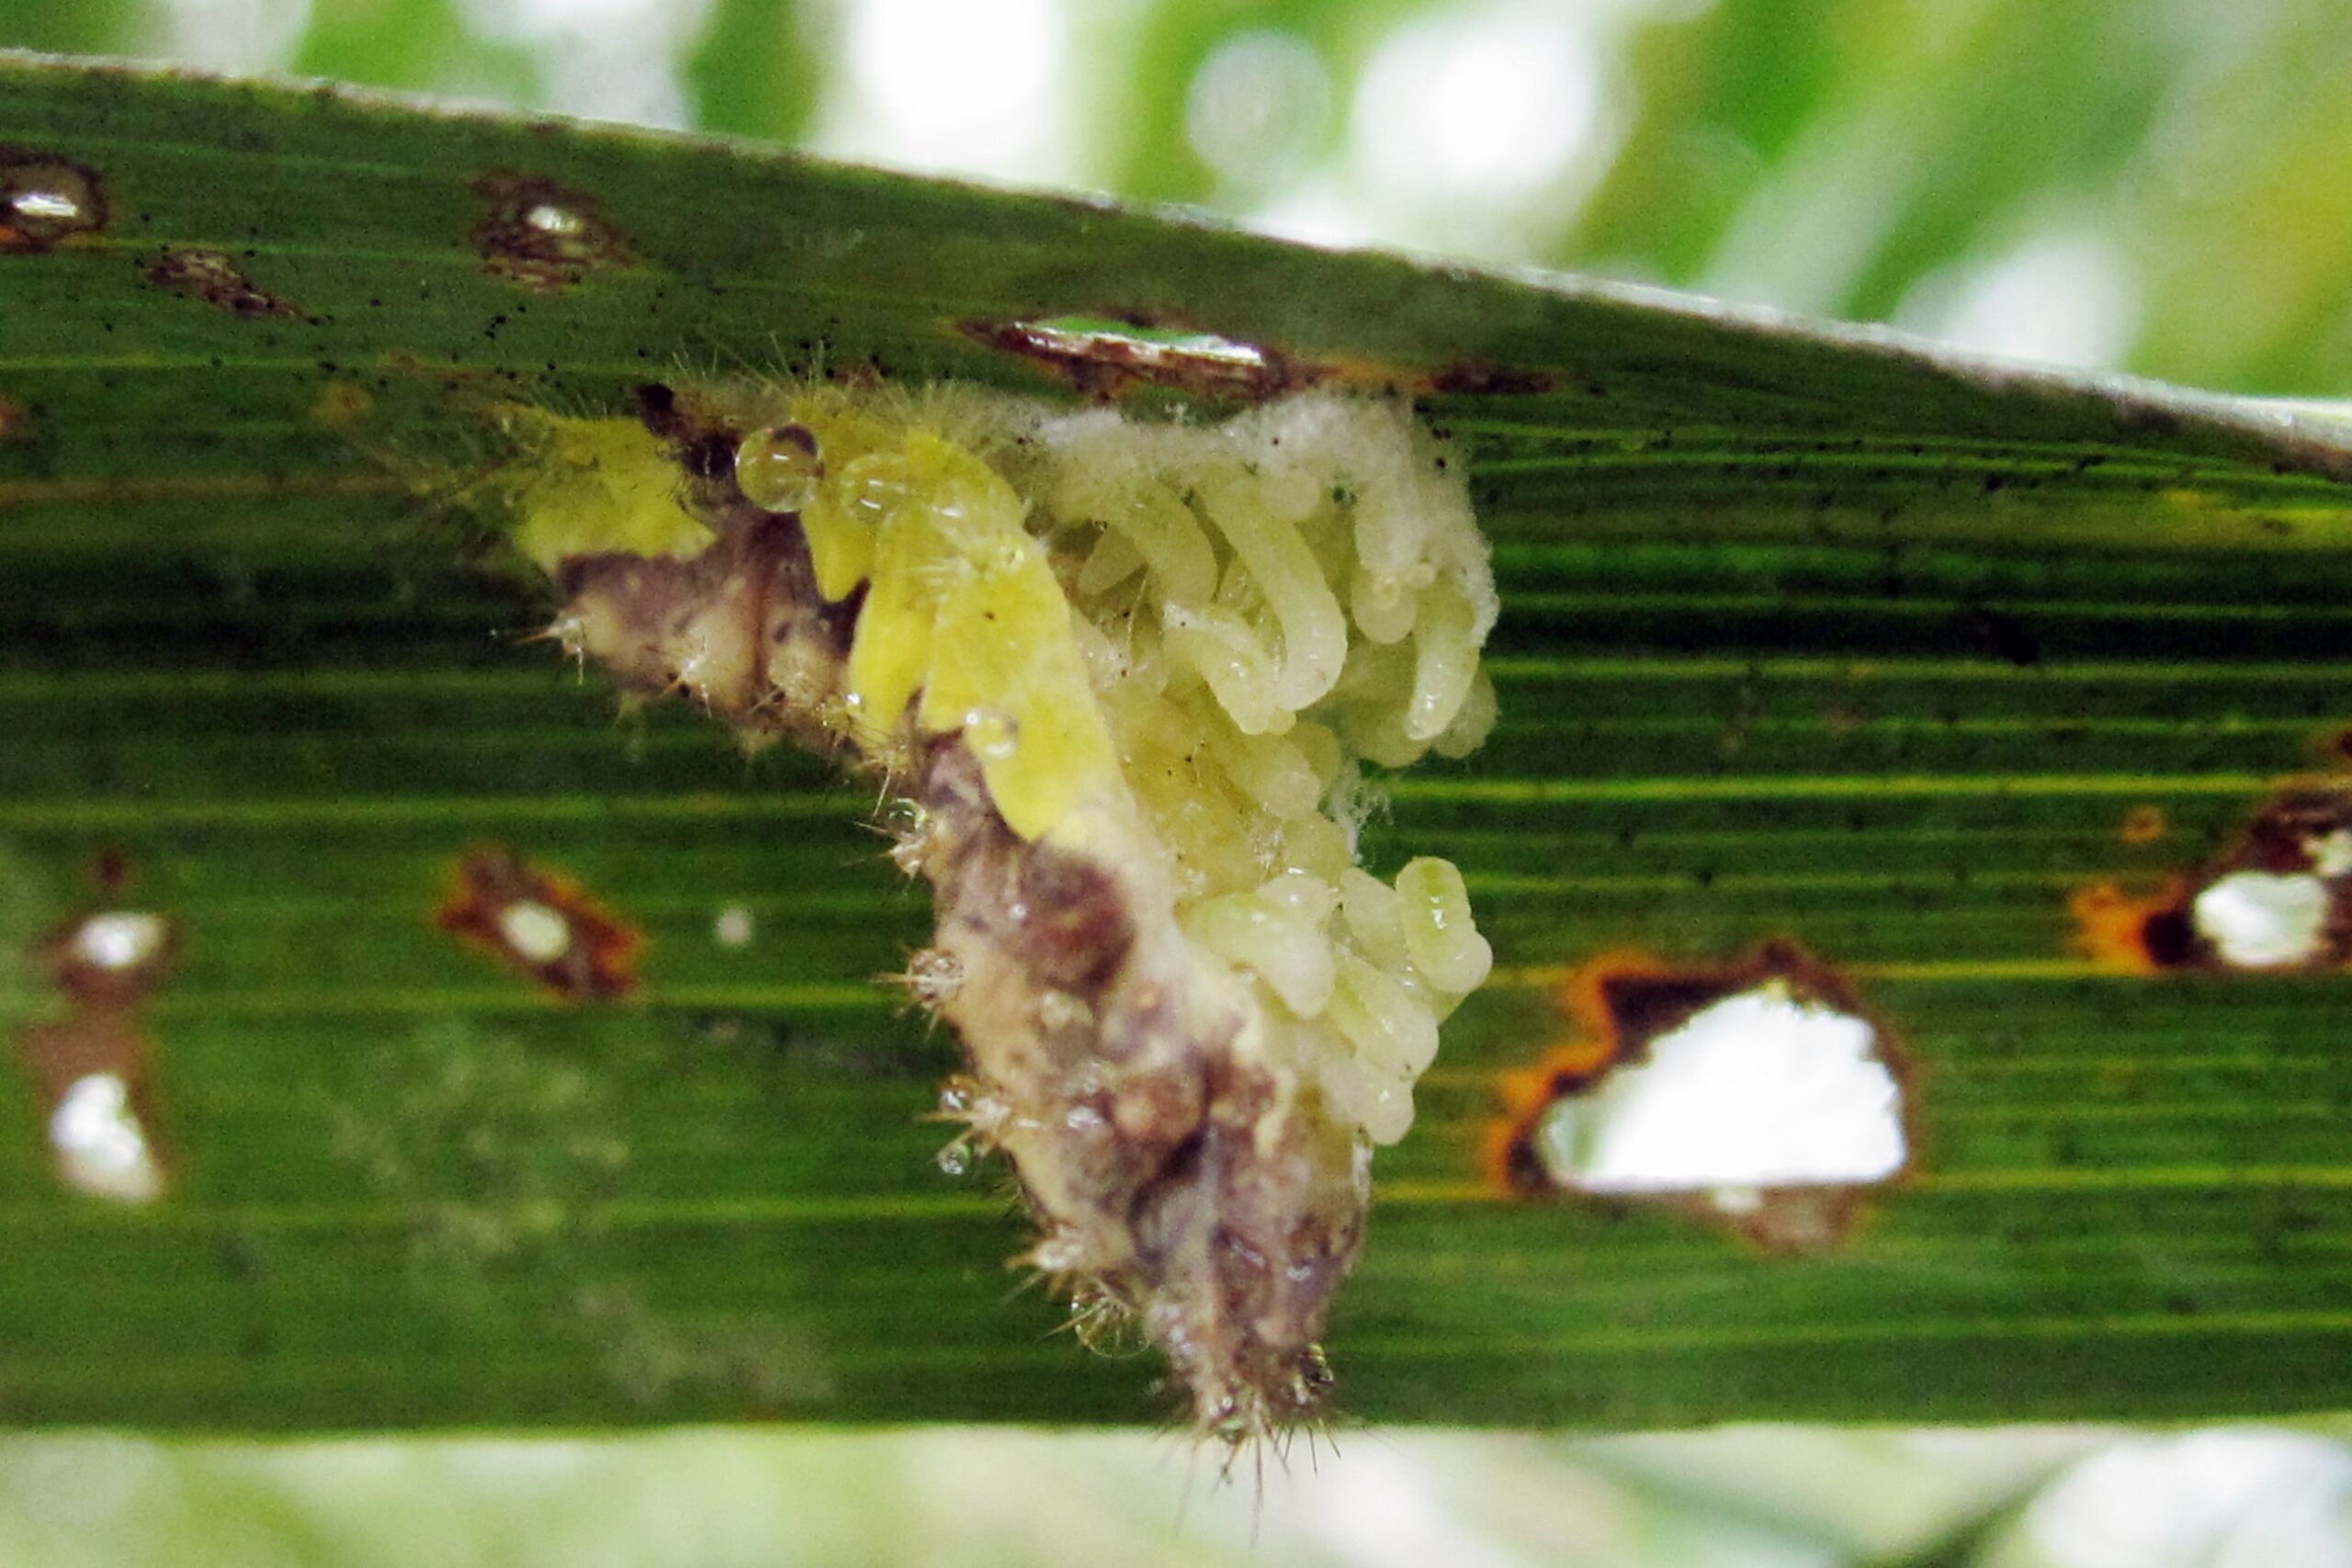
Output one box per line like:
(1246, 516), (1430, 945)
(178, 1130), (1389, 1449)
(1959, 606), (2041, 668)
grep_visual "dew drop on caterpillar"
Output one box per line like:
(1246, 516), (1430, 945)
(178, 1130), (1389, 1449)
(446, 373), (1500, 1442)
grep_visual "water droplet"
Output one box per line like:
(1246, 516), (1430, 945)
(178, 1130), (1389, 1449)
(962, 708), (1021, 762)
(931, 487), (970, 525)
(876, 795), (928, 839)
(841, 452), (915, 525)
(734, 423), (824, 513)
(904, 946), (965, 1005)
(934, 1142), (971, 1177)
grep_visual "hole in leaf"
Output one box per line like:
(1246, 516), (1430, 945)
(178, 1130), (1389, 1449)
(712, 904), (756, 949)
(2074, 784), (2352, 973)
(46, 906), (176, 1009)
(470, 174), (636, 291)
(0, 148), (105, 253)
(48, 1068), (164, 1203)
(1492, 942), (1910, 1251)
(959, 314), (1315, 401)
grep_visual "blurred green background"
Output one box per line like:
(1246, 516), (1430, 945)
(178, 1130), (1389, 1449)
(4, 0), (2352, 1562)
(17, 0), (2352, 398)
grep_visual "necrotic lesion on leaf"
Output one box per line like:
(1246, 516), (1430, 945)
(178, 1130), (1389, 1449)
(12, 852), (177, 1205)
(1489, 942), (1911, 1254)
(434, 369), (1501, 1441)
(2073, 783), (2352, 974)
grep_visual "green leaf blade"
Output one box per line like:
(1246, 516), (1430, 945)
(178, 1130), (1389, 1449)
(0, 56), (2346, 1431)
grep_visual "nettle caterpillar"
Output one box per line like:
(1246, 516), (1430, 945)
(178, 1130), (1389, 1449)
(470, 371), (1499, 1441)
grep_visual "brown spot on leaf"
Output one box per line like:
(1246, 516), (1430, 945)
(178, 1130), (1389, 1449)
(308, 379), (376, 430)
(17, 1014), (153, 1109)
(438, 846), (641, 1001)
(0, 148), (105, 254)
(1424, 360), (1557, 396)
(13, 854), (179, 1202)
(2070, 881), (2183, 974)
(2120, 804), (2169, 846)
(16, 1014), (172, 1202)
(0, 394), (31, 440)
(1957, 605), (2041, 667)
(1820, 701), (1871, 736)
(144, 246), (305, 319)
(471, 175), (636, 290)
(1487, 941), (1910, 1253)
(89, 845), (135, 897)
(959, 315), (1321, 403)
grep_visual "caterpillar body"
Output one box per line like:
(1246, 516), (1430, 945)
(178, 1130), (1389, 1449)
(478, 374), (1498, 1439)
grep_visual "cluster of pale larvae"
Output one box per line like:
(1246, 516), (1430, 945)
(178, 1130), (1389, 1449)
(477, 372), (1498, 1439)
